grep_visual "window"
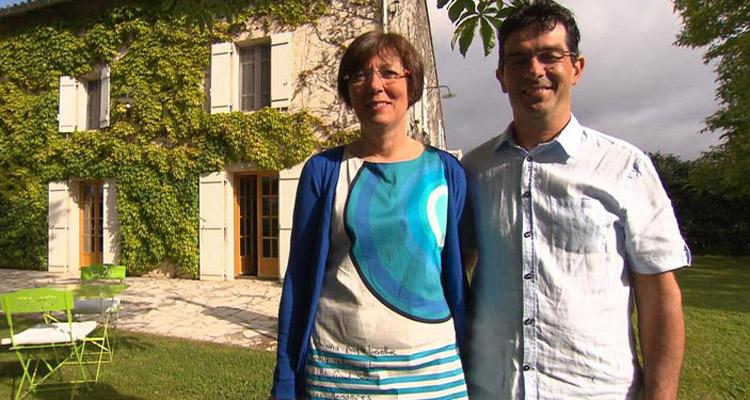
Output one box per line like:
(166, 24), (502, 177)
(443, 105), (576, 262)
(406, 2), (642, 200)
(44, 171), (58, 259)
(86, 79), (102, 130)
(58, 65), (110, 132)
(209, 32), (292, 114)
(240, 44), (271, 112)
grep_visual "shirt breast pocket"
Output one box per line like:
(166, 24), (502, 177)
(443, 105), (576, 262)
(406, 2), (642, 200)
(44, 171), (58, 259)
(541, 197), (613, 254)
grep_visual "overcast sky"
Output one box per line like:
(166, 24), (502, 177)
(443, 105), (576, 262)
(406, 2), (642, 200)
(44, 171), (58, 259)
(427, 0), (722, 160)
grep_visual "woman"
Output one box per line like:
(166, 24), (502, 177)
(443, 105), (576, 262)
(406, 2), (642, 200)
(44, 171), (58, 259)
(271, 30), (468, 400)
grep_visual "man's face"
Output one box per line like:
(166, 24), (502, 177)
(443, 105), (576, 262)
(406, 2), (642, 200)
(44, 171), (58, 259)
(496, 23), (585, 125)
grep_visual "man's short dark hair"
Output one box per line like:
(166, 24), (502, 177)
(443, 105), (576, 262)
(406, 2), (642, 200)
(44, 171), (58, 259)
(337, 30), (424, 108)
(498, 0), (581, 68)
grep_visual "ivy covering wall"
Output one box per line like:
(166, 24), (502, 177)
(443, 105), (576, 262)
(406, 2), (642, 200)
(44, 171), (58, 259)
(0, 0), (357, 276)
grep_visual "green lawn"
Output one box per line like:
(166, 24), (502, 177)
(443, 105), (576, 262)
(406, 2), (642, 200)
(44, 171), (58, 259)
(0, 329), (275, 399)
(1, 255), (748, 399)
(677, 255), (750, 399)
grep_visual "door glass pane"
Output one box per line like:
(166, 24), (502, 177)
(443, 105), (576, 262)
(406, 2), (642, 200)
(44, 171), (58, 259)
(262, 198), (270, 215)
(263, 218), (270, 236)
(262, 176), (270, 196)
(270, 197), (278, 215)
(263, 239), (271, 258)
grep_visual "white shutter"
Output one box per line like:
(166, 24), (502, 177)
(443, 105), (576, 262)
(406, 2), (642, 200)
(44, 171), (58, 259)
(278, 161), (304, 280)
(48, 181), (70, 272)
(58, 76), (78, 132)
(210, 42), (234, 114)
(99, 65), (110, 128)
(199, 171), (228, 280)
(270, 32), (292, 109)
(102, 180), (118, 264)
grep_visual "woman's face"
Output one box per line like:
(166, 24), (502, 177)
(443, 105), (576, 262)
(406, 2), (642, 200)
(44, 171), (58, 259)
(347, 51), (410, 135)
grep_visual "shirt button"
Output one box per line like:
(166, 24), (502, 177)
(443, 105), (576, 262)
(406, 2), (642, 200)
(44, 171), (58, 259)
(524, 318), (534, 325)
(523, 231), (531, 238)
(522, 191), (531, 198)
(523, 365), (531, 371)
(527, 156), (533, 162)
(524, 273), (533, 280)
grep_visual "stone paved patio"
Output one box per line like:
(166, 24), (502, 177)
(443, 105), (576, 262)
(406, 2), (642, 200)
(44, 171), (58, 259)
(0, 269), (282, 351)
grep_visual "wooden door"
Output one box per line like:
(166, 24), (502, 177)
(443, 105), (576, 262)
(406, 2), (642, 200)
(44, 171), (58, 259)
(80, 181), (103, 267)
(234, 172), (279, 278)
(235, 175), (258, 276)
(257, 174), (279, 278)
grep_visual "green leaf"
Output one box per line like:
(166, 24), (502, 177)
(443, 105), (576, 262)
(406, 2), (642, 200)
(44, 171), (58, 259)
(480, 17), (497, 56)
(450, 25), (461, 50)
(448, 0), (468, 23)
(458, 16), (479, 56)
(437, 0), (454, 9)
(477, 0), (491, 13)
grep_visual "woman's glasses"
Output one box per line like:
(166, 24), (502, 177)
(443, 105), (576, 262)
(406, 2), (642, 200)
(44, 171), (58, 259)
(345, 69), (409, 88)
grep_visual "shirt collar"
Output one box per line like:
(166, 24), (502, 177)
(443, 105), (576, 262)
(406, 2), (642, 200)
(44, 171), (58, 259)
(492, 114), (584, 159)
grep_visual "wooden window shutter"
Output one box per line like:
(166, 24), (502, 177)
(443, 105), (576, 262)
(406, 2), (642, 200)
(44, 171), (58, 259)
(199, 171), (229, 279)
(210, 42), (235, 114)
(270, 32), (292, 109)
(48, 181), (71, 270)
(58, 76), (79, 132)
(99, 65), (110, 128)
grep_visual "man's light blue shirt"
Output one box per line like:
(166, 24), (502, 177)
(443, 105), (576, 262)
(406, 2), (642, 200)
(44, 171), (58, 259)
(461, 115), (690, 399)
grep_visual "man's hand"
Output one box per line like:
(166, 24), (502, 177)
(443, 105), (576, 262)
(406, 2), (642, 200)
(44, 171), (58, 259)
(631, 270), (685, 400)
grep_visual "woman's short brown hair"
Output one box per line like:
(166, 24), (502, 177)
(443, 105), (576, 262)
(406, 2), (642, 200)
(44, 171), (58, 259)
(337, 30), (424, 108)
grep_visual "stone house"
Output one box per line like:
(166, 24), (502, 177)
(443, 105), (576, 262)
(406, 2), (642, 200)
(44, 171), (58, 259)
(0, 0), (448, 280)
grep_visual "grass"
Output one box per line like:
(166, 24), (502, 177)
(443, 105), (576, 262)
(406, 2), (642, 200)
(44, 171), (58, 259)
(0, 329), (275, 399)
(676, 255), (750, 399)
(1, 255), (748, 399)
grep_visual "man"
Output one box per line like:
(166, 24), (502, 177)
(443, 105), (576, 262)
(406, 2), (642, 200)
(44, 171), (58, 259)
(461, 1), (690, 399)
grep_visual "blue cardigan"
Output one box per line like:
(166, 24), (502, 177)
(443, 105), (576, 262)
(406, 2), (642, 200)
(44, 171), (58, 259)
(271, 145), (468, 399)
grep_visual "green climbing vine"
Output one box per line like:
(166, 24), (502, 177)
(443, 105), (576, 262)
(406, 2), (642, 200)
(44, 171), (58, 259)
(0, 1), (356, 276)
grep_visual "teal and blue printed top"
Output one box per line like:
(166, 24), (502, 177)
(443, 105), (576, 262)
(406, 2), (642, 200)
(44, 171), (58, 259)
(306, 147), (468, 400)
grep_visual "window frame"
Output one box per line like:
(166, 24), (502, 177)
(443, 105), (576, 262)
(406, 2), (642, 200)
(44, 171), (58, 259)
(209, 32), (292, 115)
(238, 42), (271, 112)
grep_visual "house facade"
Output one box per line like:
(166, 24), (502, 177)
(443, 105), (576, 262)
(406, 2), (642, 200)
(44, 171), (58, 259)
(0, 0), (448, 281)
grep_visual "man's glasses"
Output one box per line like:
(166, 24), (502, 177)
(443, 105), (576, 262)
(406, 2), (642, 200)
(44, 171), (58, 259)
(345, 69), (409, 88)
(503, 50), (578, 69)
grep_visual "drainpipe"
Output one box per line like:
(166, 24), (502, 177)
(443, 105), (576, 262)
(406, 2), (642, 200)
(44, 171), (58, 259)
(382, 0), (389, 32)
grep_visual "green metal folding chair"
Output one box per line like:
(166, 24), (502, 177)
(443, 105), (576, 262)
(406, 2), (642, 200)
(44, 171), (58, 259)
(79, 264), (126, 283)
(1, 288), (99, 400)
(73, 264), (126, 365)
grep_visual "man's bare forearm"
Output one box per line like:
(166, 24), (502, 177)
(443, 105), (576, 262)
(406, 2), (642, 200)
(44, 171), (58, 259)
(632, 270), (685, 400)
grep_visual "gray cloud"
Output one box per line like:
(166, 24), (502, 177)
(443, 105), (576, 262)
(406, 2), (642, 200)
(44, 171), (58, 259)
(428, 0), (721, 160)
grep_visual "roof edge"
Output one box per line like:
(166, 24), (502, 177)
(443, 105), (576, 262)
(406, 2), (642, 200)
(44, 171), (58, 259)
(0, 0), (74, 19)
